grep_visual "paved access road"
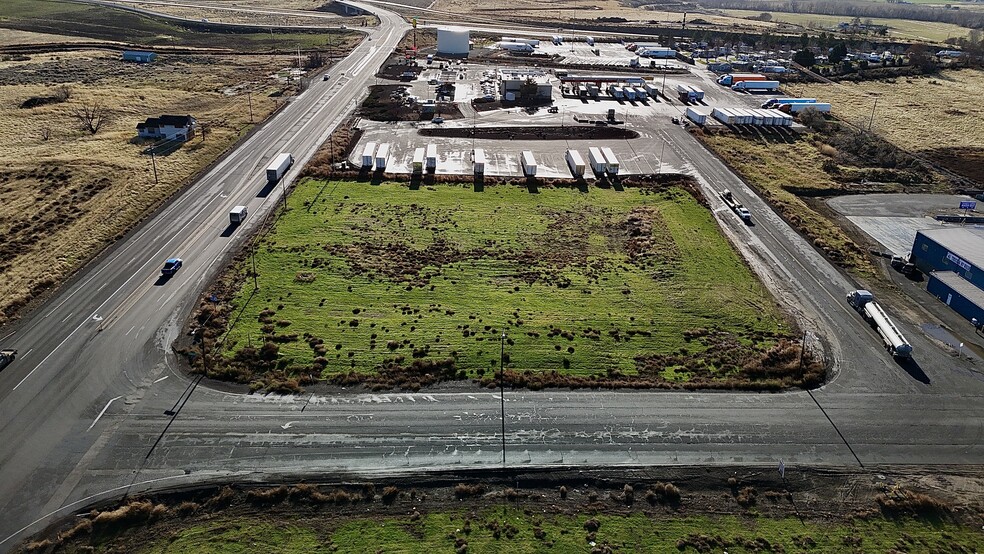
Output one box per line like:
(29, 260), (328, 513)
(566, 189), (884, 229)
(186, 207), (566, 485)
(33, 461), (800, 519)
(2, 1), (984, 551)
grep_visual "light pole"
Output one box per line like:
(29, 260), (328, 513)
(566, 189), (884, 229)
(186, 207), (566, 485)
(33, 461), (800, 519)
(500, 331), (506, 466)
(657, 140), (666, 176)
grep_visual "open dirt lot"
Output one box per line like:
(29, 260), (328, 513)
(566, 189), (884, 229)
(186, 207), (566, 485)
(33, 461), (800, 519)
(0, 48), (297, 323)
(125, 0), (377, 28)
(788, 69), (984, 184)
(22, 466), (984, 553)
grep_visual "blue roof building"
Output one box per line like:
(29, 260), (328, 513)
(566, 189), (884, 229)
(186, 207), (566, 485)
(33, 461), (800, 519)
(123, 51), (157, 63)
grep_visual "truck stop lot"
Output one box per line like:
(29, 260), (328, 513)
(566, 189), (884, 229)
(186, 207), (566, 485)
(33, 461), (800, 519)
(352, 63), (801, 178)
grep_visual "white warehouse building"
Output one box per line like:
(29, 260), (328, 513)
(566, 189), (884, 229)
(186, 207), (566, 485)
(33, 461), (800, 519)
(498, 68), (552, 100)
(437, 27), (470, 55)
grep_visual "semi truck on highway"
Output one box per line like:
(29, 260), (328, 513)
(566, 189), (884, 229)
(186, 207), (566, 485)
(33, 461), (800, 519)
(719, 189), (751, 222)
(266, 153), (293, 182)
(846, 290), (913, 358)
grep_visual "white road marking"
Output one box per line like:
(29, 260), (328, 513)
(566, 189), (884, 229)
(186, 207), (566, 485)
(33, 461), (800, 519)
(154, 376), (169, 384)
(13, 317), (91, 391)
(21, 349), (33, 359)
(125, 326), (135, 336)
(87, 395), (122, 432)
(0, 331), (15, 342)
(281, 421), (297, 430)
(60, 313), (73, 323)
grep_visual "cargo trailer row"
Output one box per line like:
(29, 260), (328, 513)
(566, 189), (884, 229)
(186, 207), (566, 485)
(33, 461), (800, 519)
(711, 107), (793, 126)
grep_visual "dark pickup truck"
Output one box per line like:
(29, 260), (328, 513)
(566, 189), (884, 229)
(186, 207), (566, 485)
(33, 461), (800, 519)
(0, 349), (16, 371)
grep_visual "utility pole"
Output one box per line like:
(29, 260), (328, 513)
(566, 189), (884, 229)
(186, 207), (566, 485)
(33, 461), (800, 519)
(247, 91), (254, 123)
(251, 242), (259, 290)
(150, 151), (159, 184)
(657, 140), (666, 176)
(500, 331), (506, 466)
(868, 96), (878, 132)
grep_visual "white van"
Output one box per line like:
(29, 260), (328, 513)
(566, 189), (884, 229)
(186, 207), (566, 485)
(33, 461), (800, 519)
(230, 205), (248, 225)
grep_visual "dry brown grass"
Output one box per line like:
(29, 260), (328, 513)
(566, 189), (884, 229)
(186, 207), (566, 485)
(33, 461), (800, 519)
(788, 69), (984, 182)
(128, 0), (377, 28)
(0, 49), (290, 323)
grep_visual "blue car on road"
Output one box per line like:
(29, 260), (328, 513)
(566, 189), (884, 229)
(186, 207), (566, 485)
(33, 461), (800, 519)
(161, 258), (183, 276)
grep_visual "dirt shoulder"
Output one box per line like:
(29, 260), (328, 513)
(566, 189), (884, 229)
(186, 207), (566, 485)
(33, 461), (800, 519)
(21, 465), (984, 552)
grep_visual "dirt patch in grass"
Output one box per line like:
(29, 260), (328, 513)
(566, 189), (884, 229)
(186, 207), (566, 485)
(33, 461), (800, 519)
(358, 84), (463, 122)
(419, 125), (640, 141)
(23, 466), (984, 553)
(0, 49), (296, 324)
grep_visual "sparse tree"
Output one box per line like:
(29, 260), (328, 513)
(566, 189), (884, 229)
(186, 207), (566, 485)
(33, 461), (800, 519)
(71, 100), (110, 134)
(40, 126), (52, 141)
(54, 85), (72, 102)
(829, 42), (848, 64)
(305, 51), (325, 69)
(757, 12), (772, 22)
(199, 121), (210, 142)
(793, 49), (816, 67)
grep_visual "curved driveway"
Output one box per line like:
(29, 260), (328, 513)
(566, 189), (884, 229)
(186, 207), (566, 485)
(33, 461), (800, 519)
(1, 1), (983, 550)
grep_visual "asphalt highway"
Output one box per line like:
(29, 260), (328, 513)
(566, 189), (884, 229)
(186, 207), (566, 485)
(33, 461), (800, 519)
(1, 1), (984, 551)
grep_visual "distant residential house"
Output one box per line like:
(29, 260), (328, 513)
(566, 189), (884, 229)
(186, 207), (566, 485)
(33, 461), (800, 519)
(122, 50), (157, 63)
(137, 115), (197, 141)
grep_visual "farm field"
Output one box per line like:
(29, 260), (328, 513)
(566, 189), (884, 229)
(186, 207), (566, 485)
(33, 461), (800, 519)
(722, 8), (975, 42)
(0, 0), (359, 51)
(788, 69), (984, 184)
(0, 48), (292, 323)
(214, 179), (807, 391)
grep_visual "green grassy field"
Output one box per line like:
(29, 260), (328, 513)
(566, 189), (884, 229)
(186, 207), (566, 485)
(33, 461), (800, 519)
(722, 8), (974, 42)
(136, 509), (982, 553)
(0, 0), (349, 51)
(218, 180), (793, 388)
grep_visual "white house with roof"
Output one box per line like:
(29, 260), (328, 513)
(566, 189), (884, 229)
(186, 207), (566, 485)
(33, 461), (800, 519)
(136, 114), (197, 141)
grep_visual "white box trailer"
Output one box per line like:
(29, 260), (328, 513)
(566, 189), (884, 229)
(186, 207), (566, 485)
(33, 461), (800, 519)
(425, 144), (438, 172)
(588, 147), (606, 175)
(521, 150), (537, 176)
(624, 87), (637, 101)
(412, 147), (425, 173)
(374, 143), (389, 170)
(266, 152), (293, 182)
(565, 149), (585, 177)
(601, 147), (619, 176)
(712, 107), (735, 125)
(644, 83), (660, 97)
(685, 107), (707, 125)
(633, 86), (648, 99)
(473, 148), (486, 174)
(361, 142), (377, 168)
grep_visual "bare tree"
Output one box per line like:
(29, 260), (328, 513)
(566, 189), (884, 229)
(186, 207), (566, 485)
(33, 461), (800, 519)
(198, 121), (210, 142)
(71, 100), (110, 134)
(40, 126), (52, 141)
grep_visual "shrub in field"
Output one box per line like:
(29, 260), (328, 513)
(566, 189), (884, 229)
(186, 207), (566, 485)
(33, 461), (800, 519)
(454, 483), (486, 499)
(876, 486), (950, 517)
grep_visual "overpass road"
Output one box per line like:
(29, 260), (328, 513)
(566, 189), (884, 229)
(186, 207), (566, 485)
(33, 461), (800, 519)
(2, 1), (984, 550)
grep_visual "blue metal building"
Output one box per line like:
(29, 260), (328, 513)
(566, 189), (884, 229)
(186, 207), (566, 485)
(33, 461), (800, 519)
(927, 271), (984, 325)
(122, 51), (157, 63)
(911, 228), (984, 292)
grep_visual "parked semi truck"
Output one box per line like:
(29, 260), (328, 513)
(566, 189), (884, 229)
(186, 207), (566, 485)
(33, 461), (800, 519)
(361, 142), (377, 168)
(601, 147), (619, 176)
(719, 189), (751, 222)
(675, 84), (704, 102)
(266, 153), (293, 182)
(521, 150), (537, 176)
(717, 73), (766, 86)
(425, 144), (438, 172)
(412, 147), (425, 174)
(588, 147), (606, 175)
(762, 97), (816, 109)
(846, 290), (913, 358)
(565, 149), (585, 177)
(732, 80), (780, 92)
(779, 102), (831, 114)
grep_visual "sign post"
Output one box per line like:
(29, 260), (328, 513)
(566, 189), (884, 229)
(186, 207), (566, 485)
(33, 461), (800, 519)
(959, 200), (976, 217)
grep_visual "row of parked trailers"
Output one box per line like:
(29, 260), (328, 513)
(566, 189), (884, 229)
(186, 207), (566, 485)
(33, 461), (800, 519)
(361, 141), (391, 171)
(401, 143), (619, 178)
(709, 107), (794, 127)
(606, 84), (656, 100)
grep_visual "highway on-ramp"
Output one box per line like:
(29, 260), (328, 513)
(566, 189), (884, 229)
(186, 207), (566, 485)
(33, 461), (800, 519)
(1, 1), (984, 551)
